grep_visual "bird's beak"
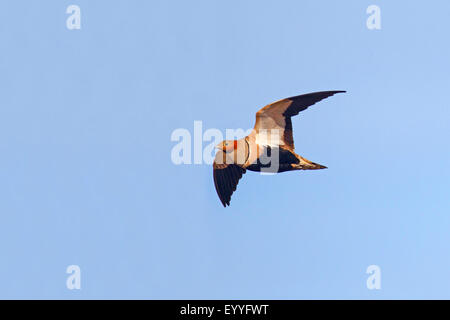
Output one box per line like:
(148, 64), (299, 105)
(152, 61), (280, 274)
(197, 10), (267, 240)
(215, 144), (222, 150)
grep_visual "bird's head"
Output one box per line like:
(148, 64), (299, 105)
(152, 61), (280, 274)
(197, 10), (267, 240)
(216, 140), (237, 153)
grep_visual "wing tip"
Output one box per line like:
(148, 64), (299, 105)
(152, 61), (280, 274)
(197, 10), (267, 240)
(326, 90), (346, 95)
(315, 90), (346, 95)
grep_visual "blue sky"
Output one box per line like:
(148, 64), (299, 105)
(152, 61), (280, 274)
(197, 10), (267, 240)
(0, 0), (449, 299)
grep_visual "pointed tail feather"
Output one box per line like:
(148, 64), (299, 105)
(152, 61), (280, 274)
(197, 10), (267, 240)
(297, 156), (327, 170)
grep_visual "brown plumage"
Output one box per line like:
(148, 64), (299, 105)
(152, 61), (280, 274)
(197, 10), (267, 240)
(213, 90), (346, 207)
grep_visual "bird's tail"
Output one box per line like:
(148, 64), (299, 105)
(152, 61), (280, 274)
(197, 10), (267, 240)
(296, 156), (327, 170)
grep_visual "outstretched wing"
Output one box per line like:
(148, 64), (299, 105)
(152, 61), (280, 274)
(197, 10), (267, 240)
(254, 91), (345, 150)
(213, 150), (246, 207)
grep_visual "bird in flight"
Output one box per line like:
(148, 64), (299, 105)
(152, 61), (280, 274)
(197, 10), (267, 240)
(213, 90), (346, 207)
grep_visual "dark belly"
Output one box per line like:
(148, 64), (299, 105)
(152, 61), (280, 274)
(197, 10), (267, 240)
(246, 146), (299, 173)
